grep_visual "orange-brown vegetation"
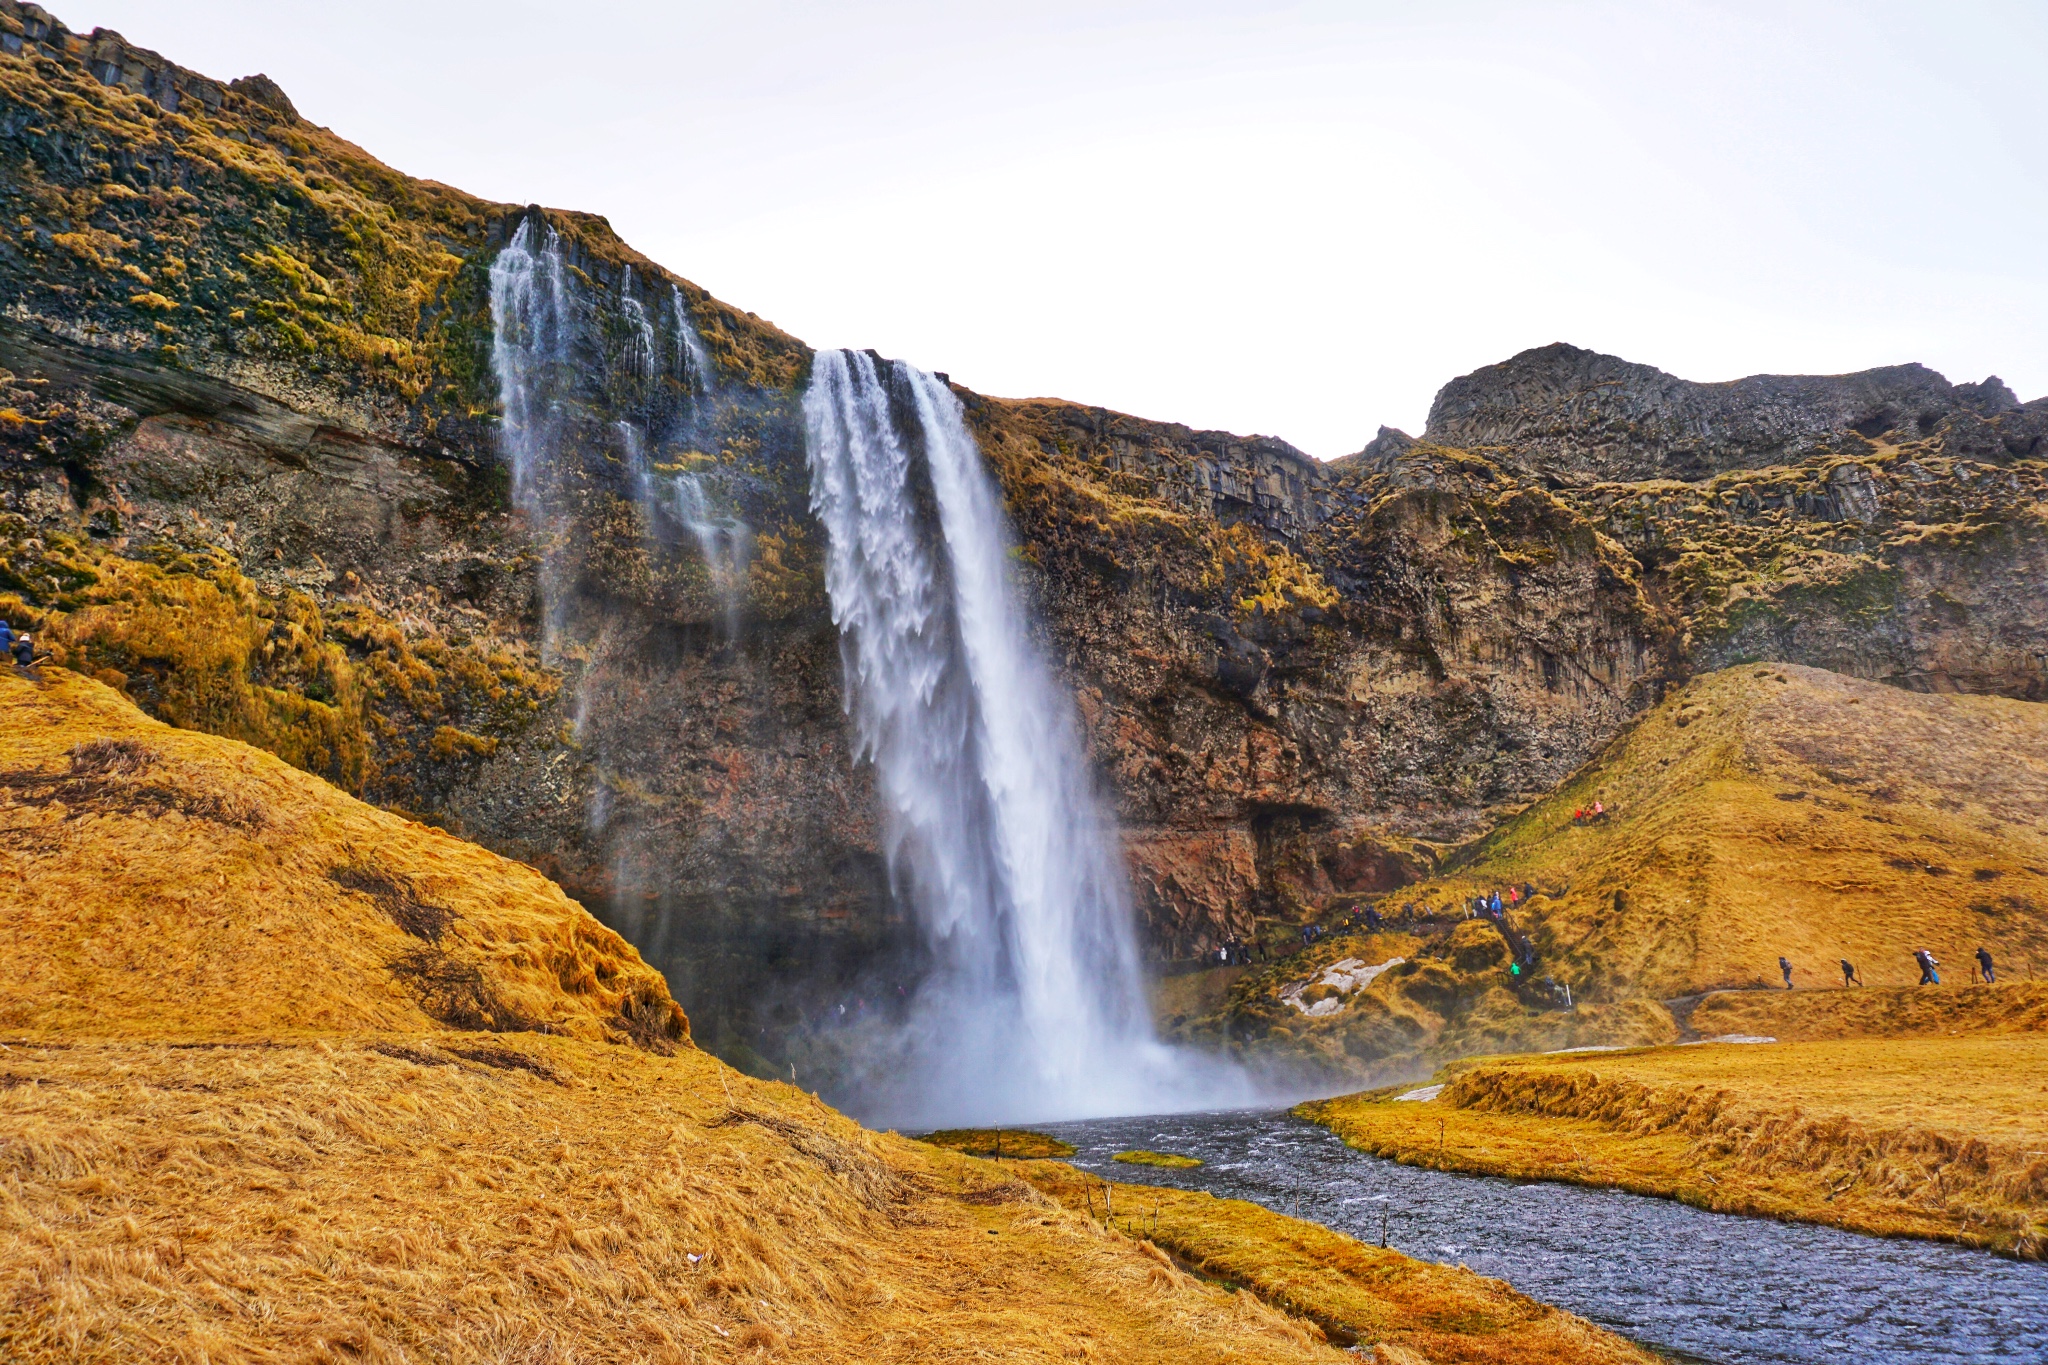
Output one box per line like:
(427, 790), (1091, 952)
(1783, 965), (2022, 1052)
(0, 520), (558, 813)
(0, 666), (671, 1045)
(0, 665), (1657, 1360)
(1686, 978), (2048, 1039)
(1201, 662), (2048, 1083)
(919, 1129), (1076, 1159)
(1428, 662), (2048, 1000)
(1305, 1017), (2048, 1259)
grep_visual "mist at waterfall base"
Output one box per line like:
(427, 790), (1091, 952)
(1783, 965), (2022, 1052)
(804, 349), (1254, 1127)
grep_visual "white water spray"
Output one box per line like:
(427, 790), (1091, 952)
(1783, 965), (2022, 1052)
(491, 217), (749, 634)
(673, 474), (751, 637)
(670, 285), (714, 400)
(488, 218), (574, 518)
(804, 349), (1245, 1124)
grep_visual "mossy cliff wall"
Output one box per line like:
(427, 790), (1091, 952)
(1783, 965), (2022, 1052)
(1, 5), (2043, 1080)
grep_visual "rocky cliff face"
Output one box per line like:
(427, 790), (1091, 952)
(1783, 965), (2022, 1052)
(1423, 341), (2043, 486)
(1, 7), (2042, 1084)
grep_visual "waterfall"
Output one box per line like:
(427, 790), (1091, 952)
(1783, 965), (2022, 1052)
(665, 285), (747, 632)
(673, 474), (750, 638)
(488, 218), (574, 518)
(805, 349), (1230, 1124)
(671, 285), (714, 400)
(490, 216), (748, 634)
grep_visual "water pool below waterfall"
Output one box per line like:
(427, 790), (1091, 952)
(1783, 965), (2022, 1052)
(1038, 1109), (2047, 1364)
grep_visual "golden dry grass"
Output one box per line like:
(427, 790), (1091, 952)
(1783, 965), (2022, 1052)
(1305, 1028), (2048, 1259)
(1018, 1164), (1657, 1364)
(0, 666), (1662, 1361)
(0, 1033), (1385, 1364)
(1113, 1151), (1203, 1169)
(918, 1130), (1076, 1159)
(1204, 662), (2048, 1085)
(1433, 662), (2048, 1000)
(1686, 979), (2048, 1040)
(0, 667), (677, 1047)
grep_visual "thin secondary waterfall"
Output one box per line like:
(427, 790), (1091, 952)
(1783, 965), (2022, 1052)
(805, 349), (1230, 1123)
(490, 216), (747, 634)
(673, 474), (750, 637)
(488, 219), (575, 520)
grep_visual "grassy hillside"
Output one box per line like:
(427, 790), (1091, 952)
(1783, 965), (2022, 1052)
(1446, 660), (2048, 995)
(1303, 1013), (2048, 1258)
(1188, 661), (2048, 1082)
(0, 666), (682, 1045)
(0, 665), (1661, 1362)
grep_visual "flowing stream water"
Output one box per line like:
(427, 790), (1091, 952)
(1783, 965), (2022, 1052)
(803, 350), (1248, 1126)
(1040, 1108), (2048, 1365)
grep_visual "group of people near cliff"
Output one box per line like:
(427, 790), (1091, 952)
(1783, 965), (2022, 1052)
(1778, 947), (1997, 989)
(0, 621), (45, 668)
(1470, 885), (1535, 920)
(1216, 934), (1258, 966)
(1570, 800), (1608, 824)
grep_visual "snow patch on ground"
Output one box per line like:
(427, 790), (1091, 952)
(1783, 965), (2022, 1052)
(1280, 956), (1407, 1017)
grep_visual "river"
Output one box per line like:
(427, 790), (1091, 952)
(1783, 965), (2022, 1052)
(1038, 1108), (2047, 1365)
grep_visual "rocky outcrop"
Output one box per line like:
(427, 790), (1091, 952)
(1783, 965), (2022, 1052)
(1, 3), (226, 114)
(1426, 342), (2039, 485)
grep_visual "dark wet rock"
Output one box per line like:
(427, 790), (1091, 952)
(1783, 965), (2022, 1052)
(1424, 341), (2039, 486)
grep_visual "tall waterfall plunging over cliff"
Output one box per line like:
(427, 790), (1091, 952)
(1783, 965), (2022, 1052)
(805, 350), (1228, 1123)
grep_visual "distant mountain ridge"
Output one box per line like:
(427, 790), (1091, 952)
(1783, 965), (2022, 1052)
(1405, 341), (2044, 486)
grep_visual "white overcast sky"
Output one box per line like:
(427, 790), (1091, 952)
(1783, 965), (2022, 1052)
(77, 1), (2048, 456)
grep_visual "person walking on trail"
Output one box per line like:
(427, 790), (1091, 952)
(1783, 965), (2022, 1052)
(1914, 949), (1941, 985)
(0, 621), (11, 656)
(1490, 890), (1503, 915)
(1840, 959), (1862, 987)
(1780, 957), (1795, 990)
(11, 631), (38, 668)
(1976, 947), (1995, 984)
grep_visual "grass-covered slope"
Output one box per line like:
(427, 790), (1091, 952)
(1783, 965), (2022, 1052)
(1303, 1014), (2048, 1258)
(1447, 661), (2048, 997)
(0, 666), (682, 1045)
(0, 667), (1336, 1362)
(0, 665), (1665, 1362)
(1189, 662), (2048, 1082)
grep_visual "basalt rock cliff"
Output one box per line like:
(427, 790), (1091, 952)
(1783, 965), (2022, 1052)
(2, 3), (2043, 1081)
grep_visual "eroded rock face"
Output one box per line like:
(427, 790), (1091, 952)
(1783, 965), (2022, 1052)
(1426, 342), (2037, 485)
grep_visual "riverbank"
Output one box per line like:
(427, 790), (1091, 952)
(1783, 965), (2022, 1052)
(1301, 1025), (2048, 1259)
(1016, 1161), (1658, 1364)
